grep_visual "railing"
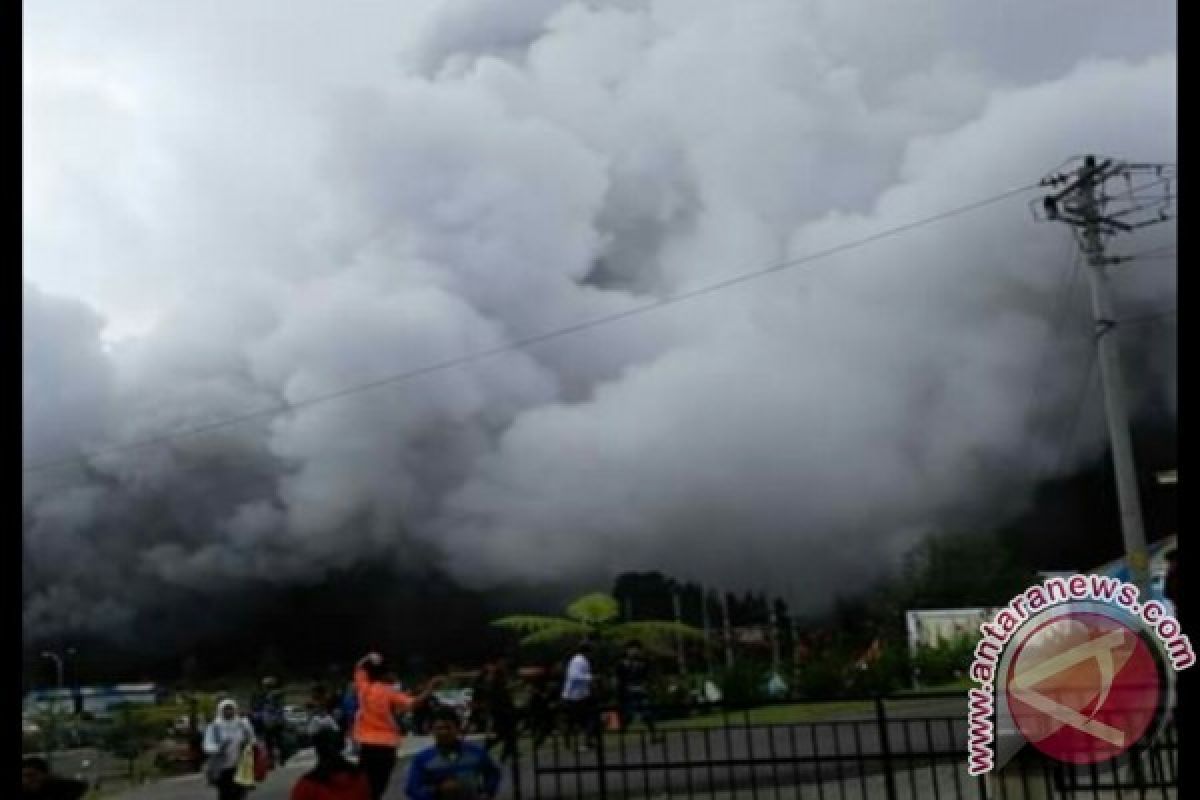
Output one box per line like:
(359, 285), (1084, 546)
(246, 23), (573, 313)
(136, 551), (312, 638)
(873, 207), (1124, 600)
(503, 692), (1179, 800)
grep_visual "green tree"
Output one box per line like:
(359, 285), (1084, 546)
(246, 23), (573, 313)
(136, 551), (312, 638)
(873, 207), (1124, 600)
(103, 705), (159, 782)
(716, 661), (769, 708)
(899, 530), (1033, 610)
(493, 591), (703, 656)
(913, 635), (977, 687)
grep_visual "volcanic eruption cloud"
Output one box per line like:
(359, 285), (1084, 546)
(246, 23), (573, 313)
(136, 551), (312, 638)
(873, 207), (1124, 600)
(24, 0), (1176, 640)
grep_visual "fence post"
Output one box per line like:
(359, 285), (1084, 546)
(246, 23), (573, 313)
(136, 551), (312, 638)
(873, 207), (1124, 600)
(985, 746), (1052, 799)
(873, 696), (899, 800)
(510, 735), (523, 800)
(595, 711), (608, 800)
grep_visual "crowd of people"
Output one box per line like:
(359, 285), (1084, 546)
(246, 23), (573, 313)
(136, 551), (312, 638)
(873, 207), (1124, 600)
(468, 639), (665, 755)
(21, 639), (667, 800)
(304, 640), (664, 798)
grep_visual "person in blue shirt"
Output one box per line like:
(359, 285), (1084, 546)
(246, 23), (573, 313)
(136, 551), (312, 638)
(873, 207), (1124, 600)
(405, 708), (501, 800)
(250, 676), (287, 766)
(338, 681), (360, 755)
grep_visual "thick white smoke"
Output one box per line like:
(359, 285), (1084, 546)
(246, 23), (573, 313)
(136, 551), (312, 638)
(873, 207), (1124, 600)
(23, 0), (1176, 637)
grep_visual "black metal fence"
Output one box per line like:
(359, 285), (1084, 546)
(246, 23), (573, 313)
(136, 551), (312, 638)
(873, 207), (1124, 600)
(505, 692), (1179, 799)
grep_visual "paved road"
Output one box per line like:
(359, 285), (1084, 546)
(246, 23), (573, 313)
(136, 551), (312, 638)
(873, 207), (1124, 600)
(113, 698), (969, 800)
(113, 737), (452, 800)
(517, 696), (971, 799)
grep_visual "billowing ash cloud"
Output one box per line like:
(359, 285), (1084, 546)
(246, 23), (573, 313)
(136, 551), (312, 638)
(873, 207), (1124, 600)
(23, 0), (1175, 640)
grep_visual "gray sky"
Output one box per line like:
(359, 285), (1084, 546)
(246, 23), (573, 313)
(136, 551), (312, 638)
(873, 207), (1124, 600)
(23, 0), (1176, 638)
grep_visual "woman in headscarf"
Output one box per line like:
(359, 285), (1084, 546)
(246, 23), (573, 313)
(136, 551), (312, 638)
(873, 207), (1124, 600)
(290, 728), (371, 800)
(203, 699), (257, 800)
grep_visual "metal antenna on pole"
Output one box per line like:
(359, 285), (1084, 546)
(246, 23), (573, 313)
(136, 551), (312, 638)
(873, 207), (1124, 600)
(1033, 155), (1176, 592)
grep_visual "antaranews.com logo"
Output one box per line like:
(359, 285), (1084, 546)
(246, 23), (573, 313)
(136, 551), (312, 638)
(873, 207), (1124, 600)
(966, 574), (1193, 775)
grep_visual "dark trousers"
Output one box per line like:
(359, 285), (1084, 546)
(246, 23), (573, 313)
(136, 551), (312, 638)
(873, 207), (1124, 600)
(358, 743), (398, 800)
(485, 711), (519, 761)
(564, 699), (600, 748)
(526, 709), (554, 751)
(215, 768), (248, 800)
(621, 691), (658, 735)
(263, 724), (288, 765)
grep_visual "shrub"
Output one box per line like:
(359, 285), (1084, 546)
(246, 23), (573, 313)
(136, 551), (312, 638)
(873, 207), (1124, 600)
(102, 706), (160, 778)
(717, 662), (769, 709)
(913, 635), (976, 687)
(847, 644), (910, 695)
(793, 649), (849, 700)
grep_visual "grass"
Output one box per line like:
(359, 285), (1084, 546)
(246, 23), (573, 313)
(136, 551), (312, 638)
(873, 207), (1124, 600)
(894, 678), (973, 694)
(659, 700), (875, 730)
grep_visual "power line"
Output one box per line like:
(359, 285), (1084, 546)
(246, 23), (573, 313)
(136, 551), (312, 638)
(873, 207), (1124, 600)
(1028, 244), (1085, 405)
(956, 237), (1087, 533)
(1054, 347), (1099, 478)
(1039, 154), (1173, 590)
(1117, 309), (1177, 328)
(23, 183), (1038, 475)
(1117, 245), (1176, 262)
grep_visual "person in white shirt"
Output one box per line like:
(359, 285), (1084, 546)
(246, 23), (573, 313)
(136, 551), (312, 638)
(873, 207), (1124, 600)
(561, 641), (599, 751)
(203, 699), (256, 800)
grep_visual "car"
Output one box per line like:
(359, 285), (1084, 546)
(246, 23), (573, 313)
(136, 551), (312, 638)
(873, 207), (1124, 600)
(282, 706), (309, 730)
(432, 688), (472, 718)
(399, 690), (471, 736)
(169, 715), (198, 735)
(152, 736), (199, 774)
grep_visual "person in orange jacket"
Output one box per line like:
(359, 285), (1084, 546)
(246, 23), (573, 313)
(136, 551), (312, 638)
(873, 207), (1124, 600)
(353, 652), (442, 800)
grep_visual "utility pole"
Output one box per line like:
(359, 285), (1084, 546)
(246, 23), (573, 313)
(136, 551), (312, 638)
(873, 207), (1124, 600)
(768, 604), (781, 677)
(1036, 155), (1175, 592)
(701, 588), (713, 677)
(40, 651), (64, 764)
(721, 592), (735, 670)
(41, 651), (64, 692)
(672, 590), (687, 676)
(791, 620), (802, 686)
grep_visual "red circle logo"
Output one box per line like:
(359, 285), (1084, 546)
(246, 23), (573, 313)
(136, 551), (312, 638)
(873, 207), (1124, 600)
(1005, 611), (1162, 764)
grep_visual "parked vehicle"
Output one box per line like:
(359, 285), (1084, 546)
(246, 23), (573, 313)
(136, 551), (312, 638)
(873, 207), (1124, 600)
(432, 688), (473, 725)
(282, 705), (308, 730)
(152, 735), (198, 774)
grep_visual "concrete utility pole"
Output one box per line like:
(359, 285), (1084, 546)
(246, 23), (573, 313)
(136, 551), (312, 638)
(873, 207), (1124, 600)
(41, 651), (64, 692)
(768, 604), (781, 676)
(1036, 155), (1175, 592)
(672, 590), (687, 676)
(791, 620), (802, 684)
(721, 593), (735, 670)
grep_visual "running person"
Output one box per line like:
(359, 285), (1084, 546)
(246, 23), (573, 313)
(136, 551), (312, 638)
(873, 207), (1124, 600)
(308, 684), (340, 736)
(561, 641), (599, 751)
(290, 728), (371, 800)
(616, 640), (662, 742)
(250, 677), (287, 767)
(203, 699), (256, 800)
(405, 708), (502, 800)
(522, 667), (556, 752)
(481, 659), (518, 763)
(353, 652), (442, 800)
